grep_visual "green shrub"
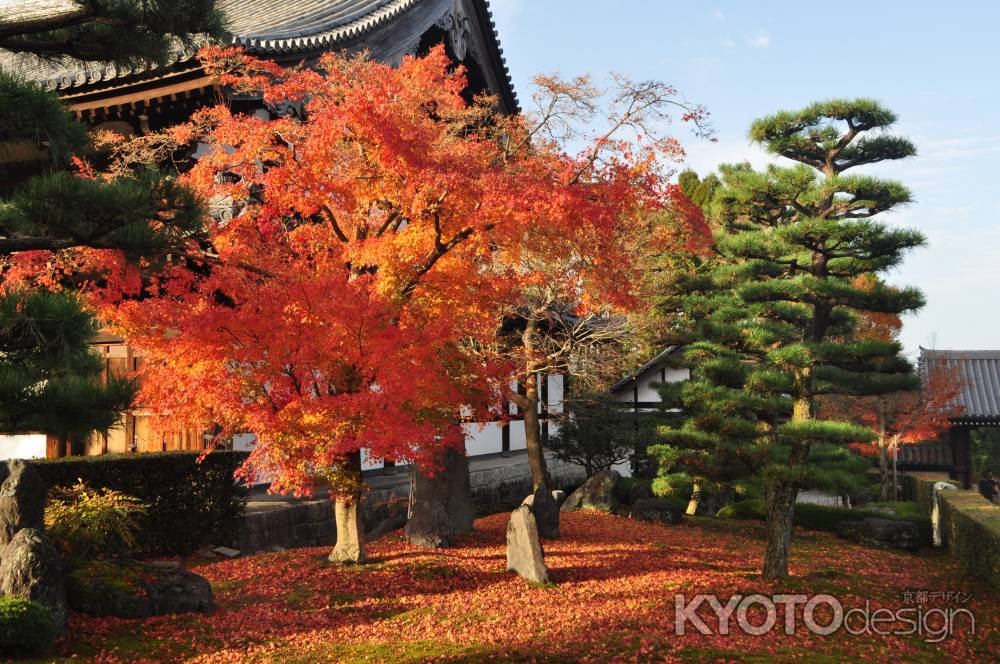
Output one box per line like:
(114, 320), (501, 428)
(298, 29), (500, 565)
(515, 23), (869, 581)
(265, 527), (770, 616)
(716, 498), (931, 540)
(0, 597), (55, 657)
(34, 450), (248, 555)
(716, 499), (765, 520)
(938, 491), (1000, 591)
(45, 480), (147, 561)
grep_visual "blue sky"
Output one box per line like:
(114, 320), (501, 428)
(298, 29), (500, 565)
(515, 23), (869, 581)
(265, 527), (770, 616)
(489, 1), (1000, 358)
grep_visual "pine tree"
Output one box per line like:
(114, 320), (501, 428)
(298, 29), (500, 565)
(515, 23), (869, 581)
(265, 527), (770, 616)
(659, 99), (925, 578)
(0, 289), (134, 454)
(0, 2), (222, 450)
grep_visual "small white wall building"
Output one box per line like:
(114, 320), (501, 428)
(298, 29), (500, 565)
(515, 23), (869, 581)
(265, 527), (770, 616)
(606, 346), (689, 477)
(609, 346), (689, 410)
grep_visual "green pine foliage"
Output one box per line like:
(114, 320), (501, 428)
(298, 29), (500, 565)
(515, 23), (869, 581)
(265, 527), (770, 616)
(657, 99), (926, 578)
(0, 289), (136, 448)
(0, 3), (222, 443)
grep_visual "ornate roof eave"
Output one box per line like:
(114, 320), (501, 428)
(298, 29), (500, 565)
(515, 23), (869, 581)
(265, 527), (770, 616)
(27, 0), (517, 114)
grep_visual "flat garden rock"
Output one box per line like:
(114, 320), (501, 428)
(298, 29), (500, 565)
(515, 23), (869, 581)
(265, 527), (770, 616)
(561, 469), (621, 514)
(0, 460), (46, 546)
(835, 517), (922, 551)
(506, 505), (549, 584)
(67, 559), (214, 618)
(0, 527), (67, 628)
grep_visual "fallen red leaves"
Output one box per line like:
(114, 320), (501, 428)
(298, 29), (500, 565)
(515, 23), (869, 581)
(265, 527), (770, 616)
(61, 512), (999, 662)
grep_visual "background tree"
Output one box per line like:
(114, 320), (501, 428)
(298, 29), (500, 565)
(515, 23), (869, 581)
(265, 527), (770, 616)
(547, 395), (654, 476)
(0, 1), (222, 452)
(817, 282), (965, 500)
(476, 75), (712, 497)
(660, 99), (926, 578)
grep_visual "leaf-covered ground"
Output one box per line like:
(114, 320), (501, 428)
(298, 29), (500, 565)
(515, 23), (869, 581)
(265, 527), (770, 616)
(51, 512), (999, 663)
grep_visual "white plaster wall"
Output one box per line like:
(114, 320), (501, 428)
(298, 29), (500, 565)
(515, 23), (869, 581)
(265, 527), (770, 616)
(614, 366), (689, 405)
(0, 434), (46, 461)
(225, 372), (567, 472)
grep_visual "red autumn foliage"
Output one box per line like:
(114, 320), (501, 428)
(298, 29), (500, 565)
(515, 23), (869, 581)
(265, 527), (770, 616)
(78, 46), (708, 494)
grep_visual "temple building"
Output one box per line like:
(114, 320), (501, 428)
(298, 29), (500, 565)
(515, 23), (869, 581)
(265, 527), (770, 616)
(1, 0), (567, 465)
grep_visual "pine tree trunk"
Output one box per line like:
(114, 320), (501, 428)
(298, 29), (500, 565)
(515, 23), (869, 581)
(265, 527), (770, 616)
(891, 440), (899, 501)
(329, 450), (367, 564)
(762, 479), (797, 579)
(878, 403), (891, 502)
(762, 390), (810, 579)
(879, 440), (890, 502)
(686, 479), (702, 516)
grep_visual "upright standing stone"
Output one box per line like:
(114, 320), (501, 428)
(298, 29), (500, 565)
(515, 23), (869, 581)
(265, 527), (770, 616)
(0, 460), (47, 546)
(506, 505), (550, 584)
(0, 528), (67, 628)
(522, 485), (560, 539)
(328, 498), (367, 564)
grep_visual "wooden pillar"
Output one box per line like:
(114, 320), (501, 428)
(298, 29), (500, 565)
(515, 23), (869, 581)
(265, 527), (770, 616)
(949, 427), (972, 489)
(501, 421), (510, 457)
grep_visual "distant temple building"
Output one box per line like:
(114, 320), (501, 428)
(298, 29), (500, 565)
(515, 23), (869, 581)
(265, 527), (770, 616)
(910, 348), (1000, 488)
(0, 1), (570, 464)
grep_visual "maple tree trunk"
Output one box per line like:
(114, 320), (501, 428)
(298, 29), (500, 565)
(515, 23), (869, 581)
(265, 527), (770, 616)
(522, 377), (551, 491)
(762, 478), (797, 579)
(686, 479), (702, 516)
(328, 450), (367, 564)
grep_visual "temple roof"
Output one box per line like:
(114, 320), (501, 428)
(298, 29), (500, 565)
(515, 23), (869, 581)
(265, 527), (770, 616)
(920, 348), (1000, 425)
(1, 0), (516, 110)
(610, 346), (682, 395)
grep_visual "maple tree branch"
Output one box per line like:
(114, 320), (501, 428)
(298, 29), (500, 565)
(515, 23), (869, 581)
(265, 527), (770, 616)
(320, 204), (350, 243)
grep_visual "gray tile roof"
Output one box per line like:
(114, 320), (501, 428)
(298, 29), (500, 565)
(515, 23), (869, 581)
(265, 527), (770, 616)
(920, 348), (1000, 423)
(610, 346), (681, 394)
(0, 0), (516, 109)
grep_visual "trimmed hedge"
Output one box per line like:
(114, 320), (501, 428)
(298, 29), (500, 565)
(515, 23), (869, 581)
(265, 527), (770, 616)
(717, 498), (931, 539)
(937, 491), (1000, 591)
(0, 596), (55, 657)
(900, 472), (945, 514)
(34, 451), (249, 556)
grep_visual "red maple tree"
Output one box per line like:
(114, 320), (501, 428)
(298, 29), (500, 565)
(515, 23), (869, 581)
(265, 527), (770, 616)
(78, 47), (708, 560)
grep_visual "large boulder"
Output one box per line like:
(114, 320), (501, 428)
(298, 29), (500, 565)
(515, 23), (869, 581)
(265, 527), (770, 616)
(629, 498), (684, 526)
(0, 528), (67, 628)
(835, 517), (922, 552)
(67, 559), (213, 618)
(0, 460), (47, 546)
(405, 500), (451, 548)
(506, 505), (549, 584)
(561, 469), (621, 514)
(522, 485), (560, 539)
(406, 449), (475, 548)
